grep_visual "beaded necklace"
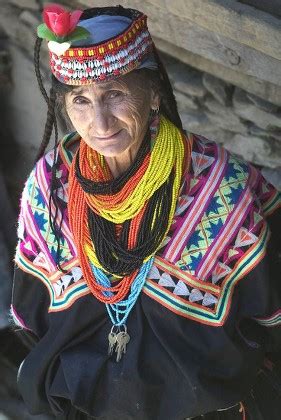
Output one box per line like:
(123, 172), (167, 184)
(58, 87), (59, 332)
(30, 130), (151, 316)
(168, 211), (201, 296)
(68, 116), (190, 360)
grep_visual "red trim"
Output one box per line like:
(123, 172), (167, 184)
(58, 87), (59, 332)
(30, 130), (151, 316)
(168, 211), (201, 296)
(62, 15), (147, 58)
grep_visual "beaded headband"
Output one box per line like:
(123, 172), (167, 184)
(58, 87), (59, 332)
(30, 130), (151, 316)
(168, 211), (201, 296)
(37, 4), (155, 85)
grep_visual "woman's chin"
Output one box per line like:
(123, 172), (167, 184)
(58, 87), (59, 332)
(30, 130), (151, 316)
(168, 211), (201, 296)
(86, 135), (133, 157)
(89, 142), (129, 157)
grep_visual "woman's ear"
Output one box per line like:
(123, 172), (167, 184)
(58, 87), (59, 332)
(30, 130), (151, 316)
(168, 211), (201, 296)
(150, 89), (160, 111)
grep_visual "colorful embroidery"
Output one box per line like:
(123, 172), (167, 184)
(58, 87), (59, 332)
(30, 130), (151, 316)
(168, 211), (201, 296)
(144, 223), (270, 326)
(15, 251), (90, 311)
(15, 133), (91, 311)
(15, 133), (281, 322)
(163, 139), (229, 263)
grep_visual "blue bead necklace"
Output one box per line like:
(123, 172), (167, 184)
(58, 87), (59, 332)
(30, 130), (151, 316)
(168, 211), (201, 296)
(90, 257), (154, 361)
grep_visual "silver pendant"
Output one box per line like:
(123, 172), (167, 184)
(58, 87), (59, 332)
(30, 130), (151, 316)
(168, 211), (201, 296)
(107, 325), (130, 362)
(108, 328), (117, 356)
(115, 330), (130, 362)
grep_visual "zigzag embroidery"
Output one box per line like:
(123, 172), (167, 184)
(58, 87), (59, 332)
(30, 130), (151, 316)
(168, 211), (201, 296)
(144, 223), (270, 326)
(15, 134), (280, 320)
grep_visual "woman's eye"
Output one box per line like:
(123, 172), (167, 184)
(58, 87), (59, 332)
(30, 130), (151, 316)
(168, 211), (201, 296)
(107, 90), (123, 100)
(73, 96), (89, 105)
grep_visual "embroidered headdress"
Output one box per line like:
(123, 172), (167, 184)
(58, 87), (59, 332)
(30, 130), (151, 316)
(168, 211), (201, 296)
(37, 4), (157, 85)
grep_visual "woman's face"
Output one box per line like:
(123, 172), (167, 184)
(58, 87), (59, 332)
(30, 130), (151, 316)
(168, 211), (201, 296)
(65, 72), (159, 157)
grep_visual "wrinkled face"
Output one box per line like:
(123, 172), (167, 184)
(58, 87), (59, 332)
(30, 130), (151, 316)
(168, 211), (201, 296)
(65, 72), (159, 157)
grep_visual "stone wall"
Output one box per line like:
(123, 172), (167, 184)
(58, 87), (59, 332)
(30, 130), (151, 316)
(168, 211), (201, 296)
(1, 0), (281, 190)
(239, 0), (281, 18)
(165, 55), (281, 189)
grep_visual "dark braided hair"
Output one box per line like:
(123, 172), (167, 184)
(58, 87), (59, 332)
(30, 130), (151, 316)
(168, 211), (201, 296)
(34, 38), (71, 271)
(152, 45), (183, 131)
(34, 6), (183, 271)
(34, 38), (49, 106)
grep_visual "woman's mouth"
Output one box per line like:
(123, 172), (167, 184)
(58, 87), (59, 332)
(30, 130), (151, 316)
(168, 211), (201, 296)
(95, 129), (123, 141)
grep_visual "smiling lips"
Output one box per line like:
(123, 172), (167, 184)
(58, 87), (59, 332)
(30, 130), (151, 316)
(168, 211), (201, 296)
(95, 129), (123, 140)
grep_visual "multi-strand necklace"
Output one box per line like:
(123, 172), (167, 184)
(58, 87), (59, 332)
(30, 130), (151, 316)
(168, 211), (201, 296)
(68, 115), (189, 361)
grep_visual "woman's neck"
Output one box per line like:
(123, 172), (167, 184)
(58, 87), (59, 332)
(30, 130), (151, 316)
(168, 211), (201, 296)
(104, 142), (141, 178)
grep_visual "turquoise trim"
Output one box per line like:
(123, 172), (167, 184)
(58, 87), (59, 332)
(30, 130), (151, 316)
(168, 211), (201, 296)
(145, 224), (269, 323)
(52, 283), (89, 307)
(16, 252), (89, 309)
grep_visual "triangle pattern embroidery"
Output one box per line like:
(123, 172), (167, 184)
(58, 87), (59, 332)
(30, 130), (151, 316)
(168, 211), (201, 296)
(53, 282), (63, 297)
(33, 251), (51, 271)
(60, 274), (73, 289)
(235, 227), (258, 247)
(228, 248), (239, 258)
(175, 195), (194, 216)
(158, 273), (176, 288)
(189, 288), (204, 302)
(191, 152), (215, 177)
(262, 182), (269, 194)
(212, 262), (231, 283)
(190, 177), (199, 190)
(202, 293), (218, 307)
(253, 212), (263, 226)
(71, 267), (83, 282)
(149, 265), (161, 280)
(23, 239), (37, 256)
(173, 280), (190, 296)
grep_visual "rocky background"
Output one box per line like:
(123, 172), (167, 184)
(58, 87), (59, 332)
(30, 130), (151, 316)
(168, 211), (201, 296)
(0, 0), (280, 418)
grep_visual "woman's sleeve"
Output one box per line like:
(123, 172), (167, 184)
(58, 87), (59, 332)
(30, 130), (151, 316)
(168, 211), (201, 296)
(237, 206), (281, 353)
(11, 268), (50, 348)
(11, 166), (52, 344)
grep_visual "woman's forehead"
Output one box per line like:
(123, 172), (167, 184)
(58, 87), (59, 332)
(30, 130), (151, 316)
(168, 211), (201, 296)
(69, 82), (122, 96)
(69, 73), (143, 96)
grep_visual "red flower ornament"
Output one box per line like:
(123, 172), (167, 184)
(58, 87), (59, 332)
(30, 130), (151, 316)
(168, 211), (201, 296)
(43, 4), (82, 37)
(37, 3), (90, 55)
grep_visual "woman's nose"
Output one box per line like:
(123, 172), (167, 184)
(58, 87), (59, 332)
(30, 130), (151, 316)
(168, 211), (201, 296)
(91, 102), (116, 135)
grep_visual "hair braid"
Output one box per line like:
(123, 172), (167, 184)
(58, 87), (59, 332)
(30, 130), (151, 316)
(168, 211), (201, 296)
(34, 38), (59, 161)
(37, 83), (59, 158)
(34, 37), (64, 270)
(46, 82), (65, 271)
(34, 37), (49, 105)
(152, 45), (183, 131)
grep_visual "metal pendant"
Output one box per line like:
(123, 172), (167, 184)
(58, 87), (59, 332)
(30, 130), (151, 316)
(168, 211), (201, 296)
(115, 330), (130, 362)
(107, 325), (130, 362)
(108, 327), (117, 356)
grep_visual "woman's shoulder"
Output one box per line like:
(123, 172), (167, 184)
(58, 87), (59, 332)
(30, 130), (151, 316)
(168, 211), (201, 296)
(188, 132), (281, 209)
(22, 132), (79, 206)
(183, 133), (281, 256)
(149, 132), (281, 328)
(189, 132), (250, 175)
(16, 132), (80, 278)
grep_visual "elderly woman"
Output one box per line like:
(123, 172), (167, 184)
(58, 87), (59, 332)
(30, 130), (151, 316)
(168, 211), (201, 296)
(12, 4), (281, 420)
